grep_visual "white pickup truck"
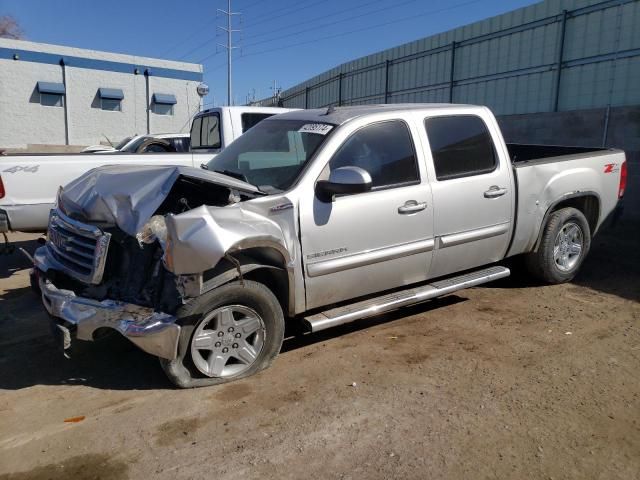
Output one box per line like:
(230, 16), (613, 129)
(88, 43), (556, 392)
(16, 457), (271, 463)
(32, 104), (627, 388)
(0, 106), (294, 234)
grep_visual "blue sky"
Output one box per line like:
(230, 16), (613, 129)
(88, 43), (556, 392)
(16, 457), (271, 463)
(1, 0), (538, 106)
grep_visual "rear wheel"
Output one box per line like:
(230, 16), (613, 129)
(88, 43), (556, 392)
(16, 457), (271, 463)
(160, 280), (284, 388)
(525, 207), (591, 284)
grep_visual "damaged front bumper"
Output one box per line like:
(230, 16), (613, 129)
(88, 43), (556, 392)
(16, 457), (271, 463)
(38, 274), (180, 360)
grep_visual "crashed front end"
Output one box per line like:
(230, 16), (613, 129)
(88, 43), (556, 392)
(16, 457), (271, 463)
(33, 164), (287, 360)
(35, 208), (182, 359)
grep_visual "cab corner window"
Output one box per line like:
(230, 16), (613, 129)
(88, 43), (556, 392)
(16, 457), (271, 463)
(241, 113), (274, 132)
(425, 115), (496, 181)
(329, 120), (419, 189)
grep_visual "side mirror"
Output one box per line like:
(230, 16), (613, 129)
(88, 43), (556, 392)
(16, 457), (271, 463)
(315, 166), (372, 202)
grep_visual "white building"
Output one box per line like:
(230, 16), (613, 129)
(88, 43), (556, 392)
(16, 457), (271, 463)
(0, 38), (204, 150)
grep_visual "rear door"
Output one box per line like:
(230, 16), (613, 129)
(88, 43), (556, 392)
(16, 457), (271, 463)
(422, 114), (513, 278)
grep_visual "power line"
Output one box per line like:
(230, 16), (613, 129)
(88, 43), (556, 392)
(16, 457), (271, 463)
(244, 0), (325, 28)
(243, 0), (424, 49)
(244, 0), (319, 25)
(241, 0), (483, 59)
(242, 0), (391, 41)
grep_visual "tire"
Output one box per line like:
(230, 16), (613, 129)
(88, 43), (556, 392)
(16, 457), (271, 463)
(160, 280), (285, 388)
(525, 207), (591, 284)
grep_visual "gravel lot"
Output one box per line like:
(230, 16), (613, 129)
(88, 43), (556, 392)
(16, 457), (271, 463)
(1, 218), (638, 480)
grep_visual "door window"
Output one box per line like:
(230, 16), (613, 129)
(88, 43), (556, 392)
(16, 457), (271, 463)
(329, 120), (419, 189)
(424, 115), (497, 180)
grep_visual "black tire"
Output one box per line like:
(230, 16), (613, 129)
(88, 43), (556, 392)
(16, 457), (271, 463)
(160, 280), (284, 388)
(525, 207), (591, 284)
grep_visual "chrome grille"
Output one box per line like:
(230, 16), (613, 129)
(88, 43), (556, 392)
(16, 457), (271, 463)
(46, 210), (111, 285)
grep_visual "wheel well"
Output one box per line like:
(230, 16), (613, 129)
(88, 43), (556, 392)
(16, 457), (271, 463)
(230, 247), (290, 315)
(548, 195), (600, 236)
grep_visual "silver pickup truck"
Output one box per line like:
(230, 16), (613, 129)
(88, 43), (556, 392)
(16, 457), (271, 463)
(31, 104), (627, 388)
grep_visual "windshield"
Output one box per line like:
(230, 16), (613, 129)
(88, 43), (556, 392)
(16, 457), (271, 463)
(114, 136), (133, 150)
(120, 136), (148, 153)
(206, 119), (334, 191)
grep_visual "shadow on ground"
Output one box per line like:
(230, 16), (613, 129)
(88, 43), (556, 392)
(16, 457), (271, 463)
(0, 276), (465, 391)
(0, 238), (40, 279)
(488, 217), (640, 302)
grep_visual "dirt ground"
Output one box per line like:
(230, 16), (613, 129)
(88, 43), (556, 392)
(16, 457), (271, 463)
(1, 218), (639, 480)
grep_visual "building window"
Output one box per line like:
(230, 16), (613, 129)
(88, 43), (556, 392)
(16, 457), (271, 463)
(152, 93), (176, 116)
(98, 88), (124, 111)
(37, 81), (65, 108)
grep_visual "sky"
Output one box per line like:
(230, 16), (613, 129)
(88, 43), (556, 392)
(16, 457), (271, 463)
(1, 0), (539, 107)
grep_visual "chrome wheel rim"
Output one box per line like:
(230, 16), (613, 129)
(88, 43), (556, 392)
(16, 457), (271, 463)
(190, 305), (266, 378)
(553, 222), (583, 272)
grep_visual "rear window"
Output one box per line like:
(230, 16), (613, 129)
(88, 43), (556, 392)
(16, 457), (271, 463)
(241, 113), (274, 132)
(190, 112), (221, 149)
(425, 115), (497, 180)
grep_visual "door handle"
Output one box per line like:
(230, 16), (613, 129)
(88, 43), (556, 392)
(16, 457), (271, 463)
(398, 200), (427, 214)
(484, 186), (507, 198)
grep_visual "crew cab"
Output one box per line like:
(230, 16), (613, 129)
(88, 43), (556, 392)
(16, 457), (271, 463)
(0, 106), (294, 233)
(31, 104), (627, 388)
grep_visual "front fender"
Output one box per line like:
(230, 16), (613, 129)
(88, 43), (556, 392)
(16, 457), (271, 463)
(164, 204), (291, 275)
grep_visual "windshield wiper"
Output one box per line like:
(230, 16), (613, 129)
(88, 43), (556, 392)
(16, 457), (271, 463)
(213, 169), (248, 183)
(208, 168), (269, 195)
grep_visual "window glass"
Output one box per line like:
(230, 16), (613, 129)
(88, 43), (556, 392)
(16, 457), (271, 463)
(153, 103), (174, 115)
(169, 137), (190, 152)
(142, 143), (171, 153)
(199, 113), (221, 149)
(190, 117), (202, 148)
(241, 113), (274, 132)
(329, 120), (419, 189)
(40, 93), (64, 107)
(205, 119), (331, 191)
(425, 116), (496, 180)
(101, 98), (121, 111)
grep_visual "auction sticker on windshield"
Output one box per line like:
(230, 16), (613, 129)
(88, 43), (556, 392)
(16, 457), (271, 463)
(298, 124), (333, 135)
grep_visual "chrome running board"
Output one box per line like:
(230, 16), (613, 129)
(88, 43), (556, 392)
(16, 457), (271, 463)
(304, 266), (510, 332)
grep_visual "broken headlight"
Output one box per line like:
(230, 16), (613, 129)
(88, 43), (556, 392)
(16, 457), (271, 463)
(136, 215), (168, 248)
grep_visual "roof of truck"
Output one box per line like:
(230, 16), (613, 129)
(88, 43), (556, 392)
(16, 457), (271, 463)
(272, 103), (480, 125)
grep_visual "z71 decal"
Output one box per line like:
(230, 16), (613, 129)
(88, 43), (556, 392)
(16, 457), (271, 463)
(3, 165), (40, 173)
(603, 163), (620, 174)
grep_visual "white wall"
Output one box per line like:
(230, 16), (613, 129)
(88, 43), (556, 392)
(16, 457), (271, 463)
(0, 38), (203, 149)
(0, 59), (67, 146)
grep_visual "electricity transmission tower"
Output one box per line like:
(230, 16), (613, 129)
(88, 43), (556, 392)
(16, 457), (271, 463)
(217, 0), (241, 105)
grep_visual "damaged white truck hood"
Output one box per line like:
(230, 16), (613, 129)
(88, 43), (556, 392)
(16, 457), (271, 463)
(60, 164), (261, 236)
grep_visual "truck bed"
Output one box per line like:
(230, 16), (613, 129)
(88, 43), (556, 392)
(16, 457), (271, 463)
(506, 143), (608, 164)
(507, 146), (625, 258)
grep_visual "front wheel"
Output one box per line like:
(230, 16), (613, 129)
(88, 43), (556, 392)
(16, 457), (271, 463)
(160, 280), (285, 388)
(525, 207), (591, 284)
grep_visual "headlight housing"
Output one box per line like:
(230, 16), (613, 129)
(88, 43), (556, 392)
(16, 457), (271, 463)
(136, 215), (168, 248)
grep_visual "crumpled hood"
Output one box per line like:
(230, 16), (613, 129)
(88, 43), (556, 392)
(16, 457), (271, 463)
(59, 164), (260, 236)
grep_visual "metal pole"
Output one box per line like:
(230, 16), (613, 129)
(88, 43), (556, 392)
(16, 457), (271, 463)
(384, 60), (390, 104)
(338, 73), (343, 106)
(144, 69), (150, 134)
(553, 10), (568, 112)
(305, 87), (309, 109)
(449, 41), (456, 103)
(60, 59), (69, 145)
(227, 0), (232, 106)
(217, 0), (240, 106)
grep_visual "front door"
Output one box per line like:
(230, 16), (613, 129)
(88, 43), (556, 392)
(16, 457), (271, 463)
(422, 114), (513, 279)
(299, 119), (434, 310)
